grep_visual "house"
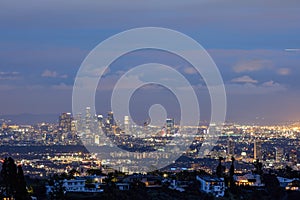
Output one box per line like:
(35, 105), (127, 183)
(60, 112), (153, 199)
(63, 178), (86, 192)
(234, 173), (264, 187)
(46, 177), (104, 195)
(123, 174), (162, 188)
(196, 175), (225, 197)
(285, 179), (300, 191)
(277, 176), (297, 188)
(84, 175), (107, 184)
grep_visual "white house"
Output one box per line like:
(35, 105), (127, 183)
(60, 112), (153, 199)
(196, 175), (225, 197)
(234, 173), (264, 187)
(46, 177), (104, 195)
(63, 178), (86, 192)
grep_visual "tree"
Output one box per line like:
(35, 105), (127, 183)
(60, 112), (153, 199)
(16, 165), (29, 200)
(0, 157), (29, 200)
(216, 157), (225, 178)
(68, 169), (80, 179)
(48, 174), (66, 200)
(1, 157), (17, 198)
(263, 174), (282, 200)
(86, 168), (102, 176)
(48, 180), (65, 200)
(253, 159), (263, 175)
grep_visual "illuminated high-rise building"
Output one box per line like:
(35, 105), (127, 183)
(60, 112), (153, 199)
(107, 111), (115, 126)
(166, 118), (175, 132)
(59, 112), (72, 133)
(97, 115), (103, 120)
(95, 135), (100, 145)
(85, 107), (91, 130)
(124, 115), (130, 133)
(104, 111), (115, 131)
(97, 115), (103, 126)
(254, 140), (262, 160)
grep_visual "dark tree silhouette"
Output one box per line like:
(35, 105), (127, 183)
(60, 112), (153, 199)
(16, 165), (29, 200)
(68, 169), (80, 179)
(1, 157), (17, 198)
(48, 179), (65, 200)
(263, 174), (282, 200)
(86, 168), (103, 176)
(253, 159), (263, 175)
(0, 157), (29, 200)
(216, 157), (225, 178)
(48, 174), (66, 200)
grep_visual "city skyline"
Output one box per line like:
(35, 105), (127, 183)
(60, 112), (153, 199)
(1, 110), (299, 175)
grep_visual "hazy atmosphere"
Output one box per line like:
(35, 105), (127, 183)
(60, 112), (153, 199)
(1, 0), (300, 124)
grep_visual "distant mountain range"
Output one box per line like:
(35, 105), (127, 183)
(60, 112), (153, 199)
(0, 113), (59, 125)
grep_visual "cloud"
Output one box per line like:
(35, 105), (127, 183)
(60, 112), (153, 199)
(60, 74), (68, 79)
(262, 80), (280, 87)
(41, 70), (57, 78)
(226, 80), (285, 95)
(284, 49), (300, 52)
(183, 67), (197, 75)
(41, 70), (68, 78)
(51, 83), (72, 90)
(231, 75), (258, 84)
(277, 68), (290, 76)
(0, 71), (20, 80)
(233, 60), (273, 73)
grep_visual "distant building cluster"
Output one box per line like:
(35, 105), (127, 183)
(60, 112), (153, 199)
(0, 112), (300, 198)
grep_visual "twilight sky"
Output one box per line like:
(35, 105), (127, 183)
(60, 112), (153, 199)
(0, 0), (300, 124)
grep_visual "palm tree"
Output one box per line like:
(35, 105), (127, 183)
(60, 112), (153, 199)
(216, 157), (225, 178)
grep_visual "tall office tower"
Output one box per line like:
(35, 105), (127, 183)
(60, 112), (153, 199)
(74, 113), (82, 131)
(254, 140), (262, 160)
(70, 120), (77, 140)
(166, 118), (175, 132)
(59, 112), (72, 133)
(95, 135), (100, 145)
(71, 120), (77, 132)
(107, 111), (115, 126)
(124, 115), (130, 133)
(97, 114), (103, 125)
(227, 139), (235, 156)
(85, 107), (91, 129)
(275, 147), (284, 163)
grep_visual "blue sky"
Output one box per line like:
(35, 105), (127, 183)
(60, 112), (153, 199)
(0, 0), (300, 124)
